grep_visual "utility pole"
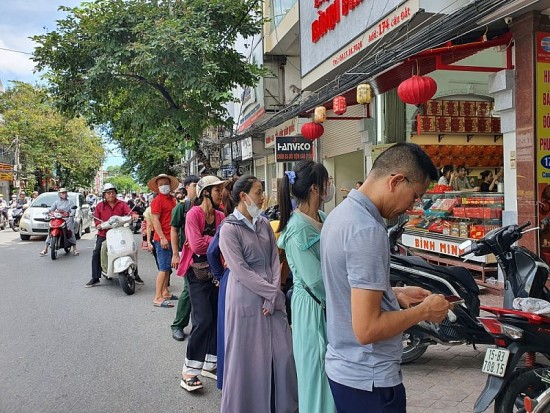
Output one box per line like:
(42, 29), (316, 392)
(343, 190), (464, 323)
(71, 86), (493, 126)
(13, 136), (20, 189)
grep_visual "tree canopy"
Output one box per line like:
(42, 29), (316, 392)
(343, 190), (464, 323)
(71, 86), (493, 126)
(0, 82), (104, 190)
(32, 0), (265, 182)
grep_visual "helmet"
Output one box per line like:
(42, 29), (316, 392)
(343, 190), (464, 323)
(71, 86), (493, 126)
(196, 176), (226, 198)
(58, 188), (68, 193)
(102, 183), (117, 193)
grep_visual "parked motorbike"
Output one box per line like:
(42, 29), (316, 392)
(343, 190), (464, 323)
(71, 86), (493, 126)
(38, 207), (77, 260)
(523, 368), (550, 413)
(9, 204), (26, 231)
(99, 215), (138, 295)
(389, 221), (550, 364)
(0, 205), (7, 230)
(475, 307), (550, 412)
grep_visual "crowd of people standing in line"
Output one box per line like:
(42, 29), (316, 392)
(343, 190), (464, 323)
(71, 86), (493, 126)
(130, 142), (451, 413)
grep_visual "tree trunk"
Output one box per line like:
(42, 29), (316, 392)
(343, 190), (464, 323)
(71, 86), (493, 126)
(193, 141), (214, 175)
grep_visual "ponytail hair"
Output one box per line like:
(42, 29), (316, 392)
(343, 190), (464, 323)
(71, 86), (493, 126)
(277, 160), (329, 233)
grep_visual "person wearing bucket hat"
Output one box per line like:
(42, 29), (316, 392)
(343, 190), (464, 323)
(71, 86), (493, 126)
(147, 173), (180, 194)
(149, 174), (179, 308)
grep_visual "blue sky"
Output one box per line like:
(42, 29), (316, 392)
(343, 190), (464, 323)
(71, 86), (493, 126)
(0, 0), (122, 169)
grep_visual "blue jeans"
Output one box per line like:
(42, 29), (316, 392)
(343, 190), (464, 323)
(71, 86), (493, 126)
(328, 378), (406, 413)
(153, 241), (172, 272)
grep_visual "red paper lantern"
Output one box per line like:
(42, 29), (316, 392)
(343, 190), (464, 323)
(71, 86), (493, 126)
(397, 75), (437, 105)
(301, 122), (324, 141)
(333, 95), (347, 115)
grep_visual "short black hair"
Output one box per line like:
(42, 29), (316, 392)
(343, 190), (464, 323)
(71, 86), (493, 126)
(371, 143), (438, 183)
(183, 175), (200, 187)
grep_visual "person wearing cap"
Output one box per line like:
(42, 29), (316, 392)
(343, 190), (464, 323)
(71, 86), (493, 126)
(148, 173), (179, 308)
(178, 175), (225, 391)
(170, 175), (200, 341)
(39, 188), (79, 256)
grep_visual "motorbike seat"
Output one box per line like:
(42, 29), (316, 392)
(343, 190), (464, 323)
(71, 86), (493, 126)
(391, 255), (480, 294)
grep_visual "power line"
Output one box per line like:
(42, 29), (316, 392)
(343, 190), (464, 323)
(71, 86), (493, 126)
(0, 47), (32, 55)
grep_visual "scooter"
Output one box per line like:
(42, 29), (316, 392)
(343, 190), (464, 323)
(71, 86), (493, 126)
(40, 207), (77, 260)
(475, 307), (550, 412)
(99, 215), (138, 295)
(389, 221), (550, 364)
(523, 369), (550, 413)
(9, 204), (26, 231)
(0, 205), (7, 230)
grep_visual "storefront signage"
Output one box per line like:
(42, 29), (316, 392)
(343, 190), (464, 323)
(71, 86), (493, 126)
(300, 0), (414, 77)
(265, 118), (299, 148)
(235, 34), (265, 133)
(401, 233), (492, 264)
(275, 137), (314, 162)
(241, 137), (253, 160)
(536, 32), (550, 254)
(0, 162), (13, 181)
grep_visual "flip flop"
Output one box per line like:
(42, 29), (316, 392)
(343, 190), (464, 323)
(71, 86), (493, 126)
(180, 376), (203, 392)
(153, 300), (174, 308)
(39, 250), (48, 256)
(73, 250), (80, 256)
(164, 294), (178, 301)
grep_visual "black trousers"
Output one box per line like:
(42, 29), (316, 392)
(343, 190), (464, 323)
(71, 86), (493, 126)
(328, 378), (406, 413)
(185, 272), (218, 371)
(91, 235), (106, 281)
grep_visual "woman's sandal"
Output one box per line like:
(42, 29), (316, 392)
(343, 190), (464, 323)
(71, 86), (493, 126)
(180, 375), (203, 392)
(72, 250), (79, 256)
(39, 250), (48, 256)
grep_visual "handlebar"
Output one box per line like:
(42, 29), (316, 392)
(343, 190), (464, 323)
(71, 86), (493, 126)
(518, 221), (531, 232)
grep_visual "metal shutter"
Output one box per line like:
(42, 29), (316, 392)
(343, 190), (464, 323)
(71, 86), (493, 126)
(321, 104), (364, 159)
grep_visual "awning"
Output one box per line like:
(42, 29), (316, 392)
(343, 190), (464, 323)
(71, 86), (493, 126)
(224, 0), (512, 143)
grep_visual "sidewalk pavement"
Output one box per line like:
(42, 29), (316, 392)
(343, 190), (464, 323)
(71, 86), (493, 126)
(402, 290), (503, 413)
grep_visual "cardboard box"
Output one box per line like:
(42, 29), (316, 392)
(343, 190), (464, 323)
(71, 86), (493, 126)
(459, 222), (469, 238)
(470, 225), (485, 239)
(443, 100), (459, 116)
(491, 117), (501, 133)
(459, 101), (476, 117)
(438, 116), (452, 132)
(464, 117), (478, 133)
(425, 100), (443, 116)
(451, 117), (465, 132)
(476, 101), (492, 117)
(417, 115), (437, 133)
(477, 117), (492, 133)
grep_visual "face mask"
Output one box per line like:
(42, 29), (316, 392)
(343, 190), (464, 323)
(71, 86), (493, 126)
(158, 185), (171, 195)
(322, 183), (335, 203)
(245, 194), (262, 219)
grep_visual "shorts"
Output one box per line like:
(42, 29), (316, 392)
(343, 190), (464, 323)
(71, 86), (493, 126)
(154, 241), (173, 272)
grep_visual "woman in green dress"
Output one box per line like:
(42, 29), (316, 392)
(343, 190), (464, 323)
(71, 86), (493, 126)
(277, 160), (336, 413)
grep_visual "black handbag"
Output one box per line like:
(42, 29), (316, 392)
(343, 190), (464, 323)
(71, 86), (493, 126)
(190, 261), (213, 282)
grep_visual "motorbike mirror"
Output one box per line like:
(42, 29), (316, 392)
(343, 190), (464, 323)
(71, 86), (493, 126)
(71, 205), (77, 209)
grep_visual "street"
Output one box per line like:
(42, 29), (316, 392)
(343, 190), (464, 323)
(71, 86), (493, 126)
(0, 228), (497, 413)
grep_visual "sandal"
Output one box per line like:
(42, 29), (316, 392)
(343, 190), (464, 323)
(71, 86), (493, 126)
(72, 250), (79, 256)
(39, 250), (48, 256)
(180, 375), (203, 392)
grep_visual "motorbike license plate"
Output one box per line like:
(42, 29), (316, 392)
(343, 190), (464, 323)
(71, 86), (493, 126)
(481, 348), (510, 377)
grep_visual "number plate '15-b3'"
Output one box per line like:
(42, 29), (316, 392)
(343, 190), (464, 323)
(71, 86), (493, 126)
(481, 348), (510, 377)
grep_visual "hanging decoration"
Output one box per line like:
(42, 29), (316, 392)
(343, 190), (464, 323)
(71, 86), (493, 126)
(301, 122), (324, 141)
(333, 96), (347, 115)
(356, 84), (372, 104)
(314, 106), (327, 123)
(397, 75), (437, 105)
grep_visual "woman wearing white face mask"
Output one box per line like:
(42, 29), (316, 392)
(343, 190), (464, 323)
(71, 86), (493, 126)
(219, 175), (298, 413)
(276, 160), (336, 413)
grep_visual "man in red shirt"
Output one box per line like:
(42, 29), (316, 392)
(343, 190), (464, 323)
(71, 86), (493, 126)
(148, 173), (179, 308)
(86, 183), (143, 287)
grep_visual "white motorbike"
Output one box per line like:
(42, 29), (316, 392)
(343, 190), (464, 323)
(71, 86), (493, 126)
(99, 215), (138, 295)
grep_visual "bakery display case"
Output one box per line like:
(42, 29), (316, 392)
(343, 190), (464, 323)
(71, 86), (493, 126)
(401, 190), (504, 266)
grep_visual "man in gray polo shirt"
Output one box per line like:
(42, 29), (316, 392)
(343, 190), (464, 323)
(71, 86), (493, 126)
(321, 143), (451, 413)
